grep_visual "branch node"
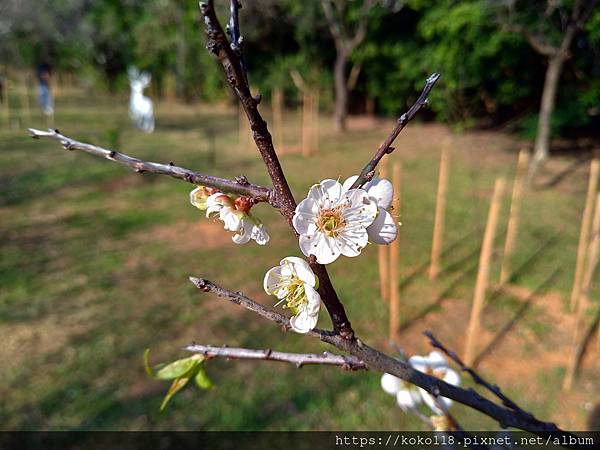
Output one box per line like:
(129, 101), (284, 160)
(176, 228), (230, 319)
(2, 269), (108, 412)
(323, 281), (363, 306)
(108, 151), (116, 158)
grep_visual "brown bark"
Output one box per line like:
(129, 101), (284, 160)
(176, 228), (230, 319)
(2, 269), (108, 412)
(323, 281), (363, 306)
(333, 50), (349, 131)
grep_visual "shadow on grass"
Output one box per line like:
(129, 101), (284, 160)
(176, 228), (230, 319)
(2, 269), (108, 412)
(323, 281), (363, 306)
(473, 267), (562, 367)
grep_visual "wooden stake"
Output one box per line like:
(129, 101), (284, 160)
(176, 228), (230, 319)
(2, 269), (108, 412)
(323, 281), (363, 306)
(272, 87), (283, 150)
(302, 90), (312, 157)
(563, 193), (600, 391)
(429, 141), (451, 280)
(378, 159), (390, 301)
(389, 162), (402, 344)
(571, 159), (599, 311)
(464, 178), (506, 365)
(499, 149), (530, 284)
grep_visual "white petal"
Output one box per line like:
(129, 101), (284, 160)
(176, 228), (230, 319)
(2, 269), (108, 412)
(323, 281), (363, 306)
(380, 373), (402, 396)
(443, 368), (461, 387)
(251, 222), (270, 245)
(342, 189), (378, 226)
(365, 177), (393, 209)
(189, 187), (206, 209)
(342, 175), (359, 191)
(367, 208), (398, 244)
(337, 226), (369, 258)
(281, 257), (316, 287)
(396, 388), (422, 411)
(289, 306), (319, 334)
(293, 198), (319, 235)
(426, 351), (449, 370)
(408, 355), (429, 372)
(303, 284), (321, 315)
(299, 232), (341, 265)
(308, 179), (343, 208)
(263, 266), (283, 295)
(221, 209), (242, 232)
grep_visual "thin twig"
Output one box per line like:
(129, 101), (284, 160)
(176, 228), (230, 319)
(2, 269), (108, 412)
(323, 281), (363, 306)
(28, 128), (274, 204)
(350, 73), (441, 189)
(189, 277), (575, 439)
(424, 331), (534, 420)
(184, 344), (367, 370)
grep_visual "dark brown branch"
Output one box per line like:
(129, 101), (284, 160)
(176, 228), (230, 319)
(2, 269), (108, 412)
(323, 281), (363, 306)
(184, 344), (367, 370)
(189, 277), (573, 438)
(350, 73), (440, 189)
(424, 331), (535, 421)
(200, 0), (354, 338)
(502, 23), (559, 56)
(28, 128), (273, 204)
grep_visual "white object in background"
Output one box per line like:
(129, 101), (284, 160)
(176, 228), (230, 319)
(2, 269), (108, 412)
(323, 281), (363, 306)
(128, 67), (154, 133)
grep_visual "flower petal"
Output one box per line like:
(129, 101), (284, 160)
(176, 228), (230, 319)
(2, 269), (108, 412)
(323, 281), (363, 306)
(251, 222), (269, 245)
(308, 179), (343, 208)
(365, 177), (393, 209)
(293, 198), (319, 235)
(380, 373), (402, 396)
(263, 266), (283, 296)
(303, 284), (321, 315)
(336, 226), (369, 258)
(289, 305), (319, 334)
(367, 208), (398, 244)
(443, 368), (461, 387)
(281, 257), (316, 287)
(299, 232), (341, 265)
(397, 388), (422, 412)
(342, 175), (359, 191)
(421, 389), (447, 415)
(342, 189), (378, 226)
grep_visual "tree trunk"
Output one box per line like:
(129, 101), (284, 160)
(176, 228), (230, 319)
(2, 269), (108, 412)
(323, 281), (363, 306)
(333, 50), (348, 132)
(529, 54), (565, 179)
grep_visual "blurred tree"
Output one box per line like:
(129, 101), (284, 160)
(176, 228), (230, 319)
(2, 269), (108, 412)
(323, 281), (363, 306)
(320, 0), (377, 131)
(494, 0), (599, 177)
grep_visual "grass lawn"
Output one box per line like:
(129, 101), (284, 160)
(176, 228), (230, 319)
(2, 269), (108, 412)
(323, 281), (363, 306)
(1, 88), (598, 431)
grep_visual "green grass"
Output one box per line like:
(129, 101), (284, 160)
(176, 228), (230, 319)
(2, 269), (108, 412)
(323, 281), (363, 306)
(0, 90), (597, 431)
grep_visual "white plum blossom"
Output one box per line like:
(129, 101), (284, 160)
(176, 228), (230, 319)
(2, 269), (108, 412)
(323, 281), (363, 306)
(380, 372), (424, 412)
(292, 179), (378, 264)
(380, 351), (460, 415)
(263, 257), (321, 333)
(203, 192), (270, 246)
(189, 186), (216, 211)
(342, 175), (398, 245)
(409, 351), (460, 414)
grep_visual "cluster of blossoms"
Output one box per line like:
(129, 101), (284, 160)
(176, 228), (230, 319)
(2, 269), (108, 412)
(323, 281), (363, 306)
(189, 186), (269, 245)
(380, 351), (461, 415)
(191, 174), (398, 334)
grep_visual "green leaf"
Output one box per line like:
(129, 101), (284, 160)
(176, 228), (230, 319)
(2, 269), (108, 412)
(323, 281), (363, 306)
(155, 356), (202, 380)
(160, 374), (192, 412)
(194, 366), (213, 389)
(143, 348), (154, 377)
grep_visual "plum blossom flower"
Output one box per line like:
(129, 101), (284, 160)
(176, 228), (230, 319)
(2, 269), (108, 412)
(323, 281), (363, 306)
(380, 351), (460, 415)
(189, 186), (218, 211)
(293, 179), (378, 264)
(380, 372), (423, 412)
(342, 175), (398, 244)
(263, 257), (321, 333)
(205, 192), (269, 245)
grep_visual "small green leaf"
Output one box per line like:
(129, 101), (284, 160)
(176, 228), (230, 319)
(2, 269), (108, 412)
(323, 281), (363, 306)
(143, 349), (154, 377)
(160, 375), (192, 412)
(155, 356), (200, 380)
(194, 366), (213, 389)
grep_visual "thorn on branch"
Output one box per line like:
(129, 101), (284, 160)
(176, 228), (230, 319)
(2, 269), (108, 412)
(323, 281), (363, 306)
(253, 94), (262, 105)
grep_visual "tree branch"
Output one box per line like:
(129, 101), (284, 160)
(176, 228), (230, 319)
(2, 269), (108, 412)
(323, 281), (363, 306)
(184, 344), (367, 370)
(189, 277), (578, 440)
(350, 73), (440, 189)
(424, 331), (536, 422)
(502, 23), (559, 56)
(200, 0), (354, 338)
(28, 128), (274, 204)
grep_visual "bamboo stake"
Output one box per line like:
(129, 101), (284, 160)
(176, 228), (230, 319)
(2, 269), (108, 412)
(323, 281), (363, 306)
(302, 90), (312, 157)
(378, 159), (390, 301)
(464, 178), (506, 365)
(389, 162), (402, 344)
(429, 141), (451, 280)
(563, 193), (600, 391)
(272, 87), (283, 150)
(571, 159), (599, 311)
(500, 149), (530, 284)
